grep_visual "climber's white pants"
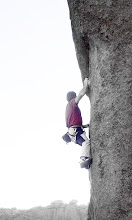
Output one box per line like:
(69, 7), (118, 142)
(68, 127), (91, 158)
(80, 139), (90, 158)
(80, 132), (90, 158)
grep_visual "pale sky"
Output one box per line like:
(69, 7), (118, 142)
(0, 0), (91, 209)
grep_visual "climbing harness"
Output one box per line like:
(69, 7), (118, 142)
(62, 124), (90, 144)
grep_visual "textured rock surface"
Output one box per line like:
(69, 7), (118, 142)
(67, 0), (132, 219)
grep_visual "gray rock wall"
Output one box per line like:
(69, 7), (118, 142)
(67, 1), (132, 219)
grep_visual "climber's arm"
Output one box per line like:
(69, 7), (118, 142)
(75, 78), (90, 104)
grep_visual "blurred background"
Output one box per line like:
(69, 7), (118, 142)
(0, 0), (90, 209)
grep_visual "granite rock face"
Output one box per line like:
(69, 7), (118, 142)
(67, 1), (132, 219)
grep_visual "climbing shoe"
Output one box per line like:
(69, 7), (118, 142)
(80, 157), (92, 169)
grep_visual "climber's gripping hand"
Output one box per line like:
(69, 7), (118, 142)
(84, 78), (90, 89)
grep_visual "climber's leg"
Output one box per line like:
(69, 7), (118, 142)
(76, 130), (91, 169)
(80, 139), (90, 158)
(79, 131), (90, 158)
(80, 138), (91, 169)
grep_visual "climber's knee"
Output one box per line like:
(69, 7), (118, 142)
(80, 131), (89, 141)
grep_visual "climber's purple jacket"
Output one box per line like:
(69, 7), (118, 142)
(65, 98), (82, 128)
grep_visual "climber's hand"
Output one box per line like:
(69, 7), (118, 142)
(84, 78), (90, 88)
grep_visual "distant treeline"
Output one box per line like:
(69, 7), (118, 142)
(0, 200), (88, 220)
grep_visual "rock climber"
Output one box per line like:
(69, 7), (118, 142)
(62, 78), (92, 169)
